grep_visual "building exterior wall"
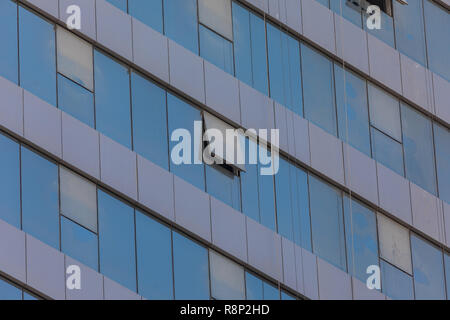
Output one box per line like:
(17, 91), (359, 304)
(0, 0), (448, 300)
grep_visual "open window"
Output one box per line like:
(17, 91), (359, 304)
(346, 0), (403, 16)
(203, 112), (246, 175)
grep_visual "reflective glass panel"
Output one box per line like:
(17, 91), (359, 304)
(19, 7), (56, 105)
(61, 216), (98, 271)
(411, 235), (446, 300)
(136, 211), (173, 300)
(98, 190), (136, 291)
(129, 0), (163, 34)
(131, 72), (169, 170)
(302, 44), (337, 136)
(199, 25), (234, 75)
(163, 0), (199, 53)
(57, 75), (95, 128)
(0, 0), (18, 84)
(94, 50), (132, 148)
(309, 176), (346, 271)
(0, 134), (21, 228)
(344, 197), (378, 282)
(167, 94), (205, 190)
(173, 232), (210, 300)
(401, 104), (437, 195)
(21, 147), (59, 249)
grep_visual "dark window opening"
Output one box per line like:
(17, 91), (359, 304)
(367, 0), (387, 12)
(346, 0), (392, 15)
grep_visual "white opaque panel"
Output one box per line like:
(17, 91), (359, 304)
(204, 112), (245, 171)
(56, 26), (93, 90)
(199, 0), (233, 40)
(60, 167), (97, 232)
(209, 250), (245, 300)
(368, 84), (402, 141)
(377, 213), (412, 274)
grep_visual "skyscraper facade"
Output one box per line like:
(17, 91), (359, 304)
(0, 0), (449, 300)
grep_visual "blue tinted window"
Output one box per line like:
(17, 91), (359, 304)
(445, 253), (450, 299)
(267, 24), (302, 115)
(240, 139), (260, 222)
(302, 44), (337, 136)
(0, 0), (18, 84)
(206, 165), (241, 211)
(128, 0), (163, 33)
(258, 160), (276, 231)
(309, 176), (346, 271)
(241, 144), (276, 231)
(371, 128), (404, 176)
(245, 272), (280, 300)
(98, 190), (136, 291)
(424, 0), (450, 81)
(94, 50), (132, 148)
(0, 279), (22, 300)
(335, 65), (371, 156)
(21, 147), (59, 249)
(293, 166), (312, 251)
(240, 163), (259, 221)
(381, 260), (414, 300)
(23, 292), (38, 300)
(19, 7), (56, 105)
(275, 159), (310, 245)
(163, 0), (198, 53)
(275, 159), (295, 241)
(232, 3), (268, 95)
(199, 25), (234, 75)
(331, 0), (362, 27)
(0, 134), (21, 228)
(131, 72), (169, 170)
(136, 212), (173, 300)
(58, 75), (94, 128)
(394, 0), (426, 66)
(61, 216), (98, 271)
(411, 235), (446, 300)
(167, 94), (205, 190)
(263, 282), (280, 300)
(245, 272), (263, 299)
(281, 291), (296, 300)
(106, 0), (127, 11)
(401, 104), (437, 195)
(434, 123), (450, 204)
(173, 232), (210, 300)
(344, 197), (378, 283)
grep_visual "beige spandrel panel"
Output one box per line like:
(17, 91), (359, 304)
(56, 26), (94, 91)
(377, 213), (412, 274)
(199, 0), (233, 40)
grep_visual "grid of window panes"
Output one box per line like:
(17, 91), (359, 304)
(0, 2), (449, 206)
(105, 0), (450, 83)
(0, 277), (40, 300)
(0, 130), (300, 300)
(321, 0), (450, 79)
(0, 1), (449, 300)
(1, 129), (449, 300)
